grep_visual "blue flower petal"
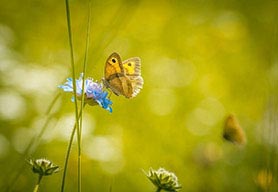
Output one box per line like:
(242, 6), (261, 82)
(59, 73), (112, 112)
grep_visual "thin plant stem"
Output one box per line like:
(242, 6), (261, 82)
(60, 118), (77, 192)
(60, 104), (86, 192)
(64, 0), (80, 149)
(33, 175), (43, 192)
(63, 0), (81, 191)
(78, 1), (92, 191)
(64, 0), (80, 147)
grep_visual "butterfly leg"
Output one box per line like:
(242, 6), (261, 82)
(108, 90), (113, 99)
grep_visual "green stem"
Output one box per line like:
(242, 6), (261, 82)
(63, 0), (81, 191)
(60, 120), (76, 192)
(156, 188), (162, 192)
(60, 105), (85, 192)
(33, 175), (43, 192)
(78, 1), (92, 191)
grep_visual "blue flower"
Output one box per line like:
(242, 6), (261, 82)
(58, 73), (112, 112)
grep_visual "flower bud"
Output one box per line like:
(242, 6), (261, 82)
(28, 158), (59, 176)
(145, 167), (181, 192)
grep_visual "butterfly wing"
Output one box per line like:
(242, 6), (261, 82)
(122, 57), (144, 97)
(103, 53), (143, 98)
(104, 52), (124, 80)
(103, 52), (135, 98)
(122, 57), (141, 76)
(223, 114), (246, 145)
(103, 52), (125, 96)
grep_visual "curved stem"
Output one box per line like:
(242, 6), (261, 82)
(60, 105), (86, 192)
(33, 175), (43, 192)
(63, 0), (80, 191)
(78, 1), (92, 191)
(60, 119), (76, 192)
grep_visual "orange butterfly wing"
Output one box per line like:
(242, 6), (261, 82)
(122, 57), (144, 97)
(103, 52), (143, 98)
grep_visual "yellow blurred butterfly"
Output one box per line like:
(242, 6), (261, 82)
(223, 114), (246, 146)
(103, 52), (144, 98)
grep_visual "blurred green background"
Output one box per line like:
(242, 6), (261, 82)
(0, 0), (277, 191)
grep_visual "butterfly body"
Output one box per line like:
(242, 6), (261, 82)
(103, 52), (143, 98)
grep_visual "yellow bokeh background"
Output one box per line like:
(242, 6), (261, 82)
(0, 0), (277, 191)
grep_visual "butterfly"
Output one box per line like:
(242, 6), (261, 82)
(103, 52), (143, 98)
(223, 114), (246, 145)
